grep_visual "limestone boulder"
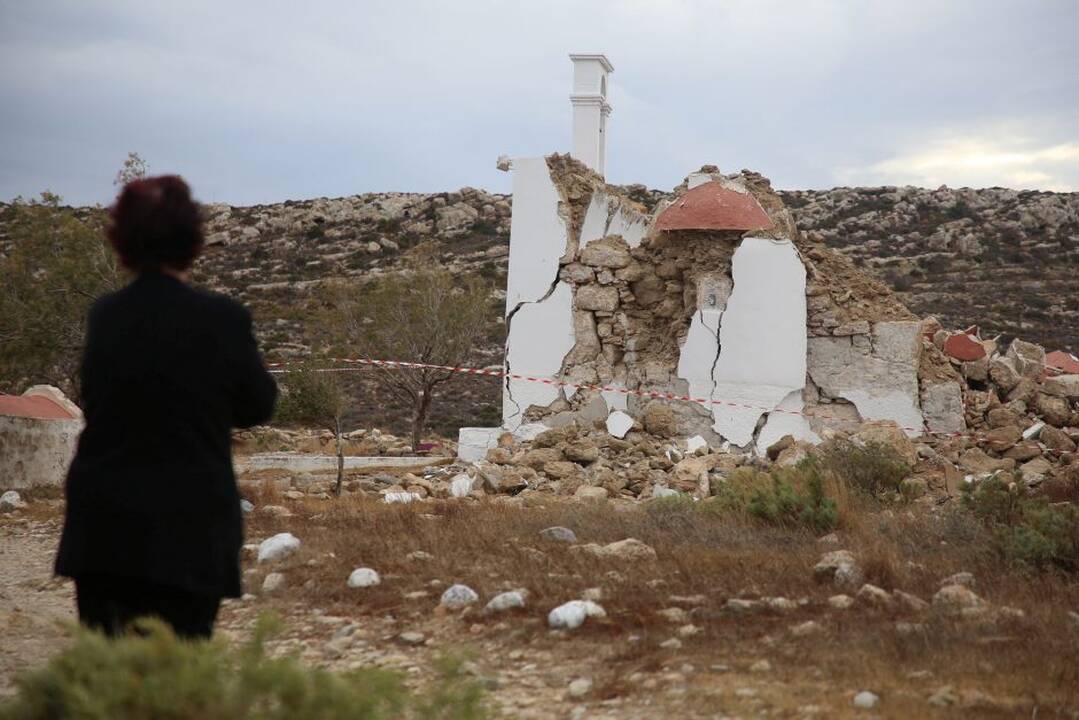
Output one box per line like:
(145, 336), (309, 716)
(575, 286), (620, 312)
(642, 402), (677, 437)
(1006, 339), (1045, 379)
(852, 422), (918, 466)
(1042, 374), (1079, 400)
(1035, 393), (1071, 427)
(580, 238), (631, 269)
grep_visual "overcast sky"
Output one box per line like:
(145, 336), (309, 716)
(1, 0), (1077, 206)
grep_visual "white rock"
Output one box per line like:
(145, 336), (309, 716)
(853, 690), (880, 709)
(606, 410), (634, 439)
(456, 428), (501, 462)
(567, 677), (593, 699)
(398, 631), (426, 646)
(384, 491), (423, 504)
(829, 594), (855, 610)
(261, 572), (286, 593)
(347, 568), (381, 588)
(240, 499), (254, 513)
(1022, 422), (1045, 441)
(485, 591), (526, 613)
(0, 491), (26, 511)
(441, 583), (479, 609)
(257, 532), (301, 563)
(685, 435), (708, 453)
(450, 473), (476, 498)
(651, 486), (681, 499)
(548, 600), (607, 630)
(539, 526), (577, 543)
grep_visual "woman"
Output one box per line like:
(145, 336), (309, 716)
(55, 176), (277, 639)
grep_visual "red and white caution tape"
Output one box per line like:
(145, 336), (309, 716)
(266, 357), (1001, 440)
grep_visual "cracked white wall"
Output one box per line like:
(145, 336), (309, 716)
(674, 237), (808, 448)
(503, 282), (576, 430)
(501, 158), (578, 431)
(579, 190), (650, 248)
(711, 238), (808, 447)
(505, 157), (569, 311)
(807, 321), (924, 437)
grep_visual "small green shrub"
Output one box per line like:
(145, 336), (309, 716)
(0, 617), (488, 720)
(962, 474), (1079, 572)
(712, 462), (837, 532)
(820, 441), (910, 497)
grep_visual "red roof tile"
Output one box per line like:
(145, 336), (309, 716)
(0, 394), (78, 420)
(943, 332), (987, 362)
(1045, 350), (1079, 375)
(656, 181), (774, 232)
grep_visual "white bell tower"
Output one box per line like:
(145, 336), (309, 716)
(569, 53), (613, 176)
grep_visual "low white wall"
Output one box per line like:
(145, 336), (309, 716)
(0, 415), (82, 489)
(238, 453), (450, 474)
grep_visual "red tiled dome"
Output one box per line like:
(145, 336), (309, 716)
(0, 394), (78, 420)
(656, 181), (774, 232)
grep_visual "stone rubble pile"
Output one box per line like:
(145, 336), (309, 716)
(922, 323), (1078, 492)
(232, 426), (447, 458)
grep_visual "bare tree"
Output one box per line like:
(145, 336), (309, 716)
(114, 152), (148, 186)
(328, 251), (493, 451)
(273, 360), (348, 495)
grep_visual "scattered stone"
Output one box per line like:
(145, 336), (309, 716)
(814, 550), (862, 588)
(725, 598), (762, 614)
(398, 631), (426, 646)
(347, 568), (381, 588)
(484, 591), (526, 614)
(239, 499), (254, 513)
(574, 485), (609, 502)
(0, 490), (26, 512)
(927, 686), (958, 707)
(547, 600), (606, 630)
(657, 607), (689, 623)
(261, 572), (285, 594)
(567, 677), (593, 699)
(659, 637), (683, 650)
(261, 505), (292, 518)
(575, 538), (657, 562)
(539, 526), (577, 543)
(852, 691), (879, 710)
(257, 533), (301, 563)
(407, 550), (434, 562)
(790, 620), (823, 637)
(441, 584), (479, 609)
(828, 594), (854, 610)
(749, 659), (772, 673)
(940, 572), (975, 588)
(857, 583), (894, 610)
(933, 584), (985, 613)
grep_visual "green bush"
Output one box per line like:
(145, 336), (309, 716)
(711, 463), (837, 532)
(962, 473), (1079, 572)
(0, 617), (488, 720)
(820, 441), (910, 498)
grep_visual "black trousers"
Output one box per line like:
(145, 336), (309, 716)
(74, 574), (221, 640)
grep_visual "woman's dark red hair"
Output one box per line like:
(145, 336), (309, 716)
(107, 176), (203, 272)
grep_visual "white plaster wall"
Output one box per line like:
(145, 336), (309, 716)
(807, 321), (925, 437)
(755, 390), (821, 454)
(580, 191), (649, 248)
(505, 157), (569, 312)
(503, 281), (576, 430)
(711, 238), (808, 446)
(0, 416), (82, 489)
(677, 309), (722, 404)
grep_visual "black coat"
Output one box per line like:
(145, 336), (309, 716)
(55, 272), (277, 598)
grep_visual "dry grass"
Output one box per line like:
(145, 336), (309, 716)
(240, 484), (1079, 715)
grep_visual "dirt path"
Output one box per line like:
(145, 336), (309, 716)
(0, 517), (74, 696)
